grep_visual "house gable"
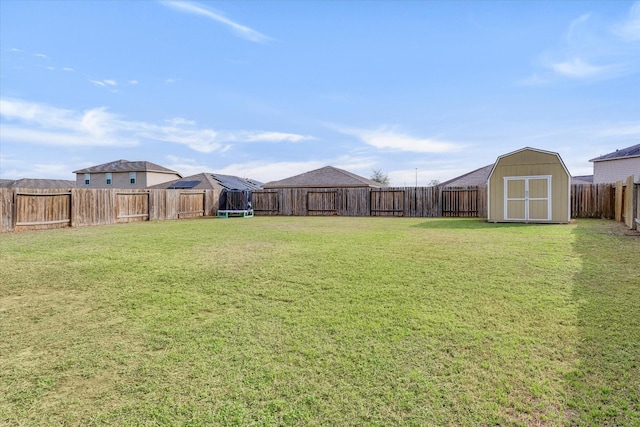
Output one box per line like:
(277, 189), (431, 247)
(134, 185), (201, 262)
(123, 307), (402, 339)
(263, 166), (385, 189)
(73, 160), (182, 189)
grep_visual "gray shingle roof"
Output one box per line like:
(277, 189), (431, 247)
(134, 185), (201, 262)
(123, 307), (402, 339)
(0, 178), (76, 189)
(442, 163), (592, 186)
(589, 144), (640, 162)
(571, 175), (593, 184)
(73, 159), (180, 175)
(440, 164), (493, 187)
(262, 166), (386, 189)
(148, 173), (263, 191)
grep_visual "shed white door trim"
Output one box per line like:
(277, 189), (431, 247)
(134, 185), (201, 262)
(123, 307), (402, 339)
(504, 175), (552, 221)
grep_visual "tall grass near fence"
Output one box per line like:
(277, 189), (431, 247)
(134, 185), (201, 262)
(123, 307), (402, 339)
(1, 217), (638, 426)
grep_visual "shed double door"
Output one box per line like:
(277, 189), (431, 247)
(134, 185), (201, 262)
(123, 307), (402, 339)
(504, 176), (551, 221)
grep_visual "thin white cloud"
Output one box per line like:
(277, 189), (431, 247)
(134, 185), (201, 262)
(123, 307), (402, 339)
(613, 2), (640, 41)
(0, 98), (312, 154)
(90, 79), (117, 87)
(62, 67), (75, 72)
(522, 3), (640, 84)
(160, 0), (271, 43)
(34, 53), (49, 59)
(240, 131), (313, 143)
(567, 13), (591, 41)
(166, 117), (196, 127)
(340, 126), (462, 153)
(137, 122), (223, 153)
(162, 155), (211, 177)
(550, 57), (614, 78)
(0, 99), (136, 147)
(516, 73), (552, 86)
(333, 154), (378, 173)
(0, 158), (74, 180)
(218, 160), (327, 183)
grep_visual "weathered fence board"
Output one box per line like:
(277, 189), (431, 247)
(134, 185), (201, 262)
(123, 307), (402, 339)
(14, 190), (71, 231)
(623, 176), (634, 229)
(1, 189), (12, 233)
(570, 183), (615, 219)
(253, 191), (279, 215)
(371, 189), (404, 216)
(72, 189), (115, 227)
(178, 192), (206, 218)
(635, 182), (640, 231)
(117, 191), (149, 222)
(441, 187), (486, 218)
(307, 190), (338, 215)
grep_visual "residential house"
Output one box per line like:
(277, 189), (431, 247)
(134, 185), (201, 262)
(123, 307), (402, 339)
(262, 166), (386, 189)
(73, 160), (182, 189)
(589, 144), (640, 183)
(148, 173), (263, 191)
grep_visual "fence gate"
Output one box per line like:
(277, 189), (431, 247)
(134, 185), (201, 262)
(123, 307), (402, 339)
(441, 188), (480, 217)
(14, 191), (71, 229)
(178, 192), (205, 218)
(307, 191), (337, 215)
(252, 191), (279, 215)
(370, 190), (404, 216)
(117, 192), (149, 222)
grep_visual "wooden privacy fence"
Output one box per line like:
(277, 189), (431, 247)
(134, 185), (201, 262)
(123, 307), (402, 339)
(1, 188), (220, 232)
(251, 186), (482, 218)
(2, 181), (637, 232)
(570, 177), (639, 230)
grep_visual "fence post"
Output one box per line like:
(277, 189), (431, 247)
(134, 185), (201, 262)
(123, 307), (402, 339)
(633, 181), (639, 231)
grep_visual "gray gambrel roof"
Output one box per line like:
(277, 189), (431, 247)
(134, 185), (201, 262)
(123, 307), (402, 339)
(73, 159), (181, 175)
(589, 144), (640, 162)
(263, 166), (385, 189)
(148, 173), (263, 191)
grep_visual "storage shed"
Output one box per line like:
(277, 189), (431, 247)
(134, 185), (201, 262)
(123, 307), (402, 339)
(487, 147), (571, 223)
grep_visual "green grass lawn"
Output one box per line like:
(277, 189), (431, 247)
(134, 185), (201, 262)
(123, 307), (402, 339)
(1, 217), (638, 426)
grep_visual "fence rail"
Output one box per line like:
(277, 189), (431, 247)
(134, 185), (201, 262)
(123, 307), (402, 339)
(1, 181), (638, 233)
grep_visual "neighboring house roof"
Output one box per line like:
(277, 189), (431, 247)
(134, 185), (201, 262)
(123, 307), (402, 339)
(589, 144), (640, 162)
(571, 175), (593, 184)
(0, 178), (76, 189)
(73, 159), (181, 175)
(440, 164), (493, 187)
(262, 166), (386, 189)
(441, 163), (591, 187)
(148, 173), (263, 191)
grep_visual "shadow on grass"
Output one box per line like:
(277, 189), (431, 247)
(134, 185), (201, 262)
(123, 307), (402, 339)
(411, 217), (553, 230)
(567, 220), (640, 426)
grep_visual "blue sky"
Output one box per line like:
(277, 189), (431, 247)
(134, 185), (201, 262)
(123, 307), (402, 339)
(1, 1), (638, 185)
